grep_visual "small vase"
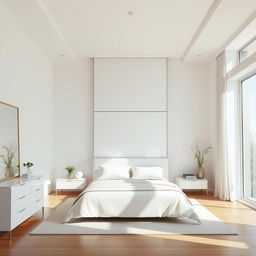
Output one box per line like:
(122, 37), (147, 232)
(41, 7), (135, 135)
(27, 168), (32, 176)
(196, 166), (205, 179)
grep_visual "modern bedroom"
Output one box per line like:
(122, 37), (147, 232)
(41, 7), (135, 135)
(0, 0), (256, 256)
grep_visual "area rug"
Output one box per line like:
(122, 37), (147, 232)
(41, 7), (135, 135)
(30, 198), (237, 235)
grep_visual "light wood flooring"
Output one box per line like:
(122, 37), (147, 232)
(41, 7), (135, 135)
(0, 192), (256, 256)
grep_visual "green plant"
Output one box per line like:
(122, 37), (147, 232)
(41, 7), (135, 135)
(23, 162), (34, 174)
(65, 165), (75, 175)
(192, 144), (212, 167)
(0, 145), (16, 168)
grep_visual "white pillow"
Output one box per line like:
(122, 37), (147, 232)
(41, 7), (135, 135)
(97, 165), (130, 180)
(131, 166), (164, 180)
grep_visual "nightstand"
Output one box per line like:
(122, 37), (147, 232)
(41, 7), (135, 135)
(174, 177), (208, 195)
(56, 178), (86, 195)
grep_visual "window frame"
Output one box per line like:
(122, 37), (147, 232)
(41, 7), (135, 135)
(239, 70), (256, 206)
(238, 36), (256, 63)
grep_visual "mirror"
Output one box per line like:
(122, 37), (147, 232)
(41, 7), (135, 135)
(0, 101), (20, 182)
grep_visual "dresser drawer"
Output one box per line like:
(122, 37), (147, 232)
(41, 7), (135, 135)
(30, 183), (44, 194)
(30, 177), (44, 192)
(29, 197), (43, 213)
(11, 196), (43, 230)
(11, 187), (43, 215)
(27, 186), (44, 203)
(11, 206), (32, 230)
(12, 194), (30, 215)
(11, 182), (30, 201)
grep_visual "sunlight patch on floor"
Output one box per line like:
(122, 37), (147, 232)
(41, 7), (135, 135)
(195, 199), (256, 226)
(197, 199), (245, 208)
(145, 234), (249, 249)
(45, 195), (68, 209)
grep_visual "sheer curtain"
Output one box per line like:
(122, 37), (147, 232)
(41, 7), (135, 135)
(214, 52), (238, 201)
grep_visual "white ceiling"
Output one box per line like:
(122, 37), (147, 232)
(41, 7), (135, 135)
(1, 0), (256, 62)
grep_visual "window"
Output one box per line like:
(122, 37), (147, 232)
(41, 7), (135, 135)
(239, 38), (256, 63)
(241, 73), (256, 204)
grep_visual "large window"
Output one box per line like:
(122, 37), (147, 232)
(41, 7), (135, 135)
(241, 73), (256, 204)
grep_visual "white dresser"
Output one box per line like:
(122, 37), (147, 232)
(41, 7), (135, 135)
(0, 175), (44, 238)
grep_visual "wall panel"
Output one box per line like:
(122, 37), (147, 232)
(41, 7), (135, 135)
(94, 58), (167, 159)
(94, 112), (167, 157)
(94, 58), (166, 111)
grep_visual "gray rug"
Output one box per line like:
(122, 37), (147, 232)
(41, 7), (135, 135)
(31, 198), (237, 235)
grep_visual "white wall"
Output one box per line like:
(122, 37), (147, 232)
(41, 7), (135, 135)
(0, 3), (54, 193)
(53, 58), (215, 190)
(53, 60), (93, 181)
(168, 60), (214, 190)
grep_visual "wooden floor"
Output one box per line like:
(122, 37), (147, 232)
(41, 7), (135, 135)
(1, 192), (256, 256)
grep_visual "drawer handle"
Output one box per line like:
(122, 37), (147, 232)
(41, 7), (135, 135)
(36, 188), (41, 192)
(35, 199), (40, 203)
(19, 195), (26, 200)
(19, 183), (26, 186)
(36, 177), (41, 180)
(19, 208), (26, 213)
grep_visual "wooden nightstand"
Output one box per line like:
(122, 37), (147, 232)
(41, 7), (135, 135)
(174, 177), (208, 195)
(55, 178), (86, 195)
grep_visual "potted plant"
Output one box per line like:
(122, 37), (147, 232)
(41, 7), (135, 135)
(23, 162), (34, 176)
(65, 165), (75, 179)
(0, 145), (16, 178)
(193, 144), (212, 179)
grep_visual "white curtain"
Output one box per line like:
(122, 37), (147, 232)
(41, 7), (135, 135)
(214, 52), (238, 201)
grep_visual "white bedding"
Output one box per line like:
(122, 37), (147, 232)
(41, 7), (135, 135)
(64, 179), (200, 222)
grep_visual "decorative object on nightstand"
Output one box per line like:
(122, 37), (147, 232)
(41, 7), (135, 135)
(192, 144), (212, 179)
(56, 177), (86, 195)
(175, 177), (208, 195)
(74, 170), (83, 179)
(65, 165), (75, 179)
(182, 174), (197, 180)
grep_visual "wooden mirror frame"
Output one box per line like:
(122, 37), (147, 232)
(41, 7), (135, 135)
(0, 101), (20, 182)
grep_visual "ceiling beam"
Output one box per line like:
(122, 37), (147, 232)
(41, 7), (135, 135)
(36, 0), (77, 60)
(181, 0), (221, 62)
(215, 10), (256, 58)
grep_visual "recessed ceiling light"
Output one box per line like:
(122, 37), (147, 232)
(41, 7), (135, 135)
(127, 11), (133, 15)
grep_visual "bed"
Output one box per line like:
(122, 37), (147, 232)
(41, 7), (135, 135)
(64, 165), (200, 223)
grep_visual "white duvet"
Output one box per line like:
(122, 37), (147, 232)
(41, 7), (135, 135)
(65, 179), (200, 223)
